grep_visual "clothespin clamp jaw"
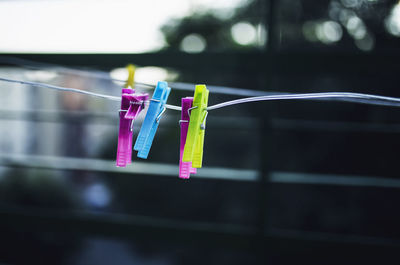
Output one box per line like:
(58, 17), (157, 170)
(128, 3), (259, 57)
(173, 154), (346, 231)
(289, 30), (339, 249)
(123, 93), (148, 121)
(134, 81), (171, 159)
(116, 88), (149, 167)
(182, 84), (209, 169)
(179, 97), (197, 179)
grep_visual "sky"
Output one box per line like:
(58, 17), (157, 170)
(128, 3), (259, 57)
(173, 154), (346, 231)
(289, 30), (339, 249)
(0, 0), (248, 53)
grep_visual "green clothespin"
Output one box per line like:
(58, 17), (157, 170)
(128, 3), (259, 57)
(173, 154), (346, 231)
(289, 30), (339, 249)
(125, 64), (136, 88)
(182, 84), (209, 168)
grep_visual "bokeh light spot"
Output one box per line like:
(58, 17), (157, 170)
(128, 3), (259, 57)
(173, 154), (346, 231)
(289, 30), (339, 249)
(231, 22), (257, 45)
(346, 16), (366, 39)
(316, 21), (343, 44)
(84, 183), (111, 208)
(385, 4), (400, 37)
(180, 34), (207, 53)
(355, 32), (375, 51)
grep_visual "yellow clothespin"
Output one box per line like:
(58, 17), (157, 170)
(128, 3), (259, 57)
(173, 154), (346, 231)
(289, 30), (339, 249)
(125, 64), (136, 88)
(182, 84), (209, 168)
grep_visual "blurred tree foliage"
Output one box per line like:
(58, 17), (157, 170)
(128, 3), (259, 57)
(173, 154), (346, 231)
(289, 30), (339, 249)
(160, 0), (265, 51)
(160, 0), (400, 52)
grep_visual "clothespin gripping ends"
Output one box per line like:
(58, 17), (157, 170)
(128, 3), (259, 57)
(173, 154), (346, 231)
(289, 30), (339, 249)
(182, 84), (209, 169)
(179, 97), (197, 179)
(134, 81), (171, 159)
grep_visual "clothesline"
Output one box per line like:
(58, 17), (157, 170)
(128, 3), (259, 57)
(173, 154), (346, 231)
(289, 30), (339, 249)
(2, 56), (400, 109)
(2, 76), (400, 111)
(0, 55), (272, 96)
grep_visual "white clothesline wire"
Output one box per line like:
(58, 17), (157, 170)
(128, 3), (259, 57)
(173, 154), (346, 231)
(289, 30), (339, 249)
(2, 76), (400, 112)
(0, 77), (121, 101)
(0, 55), (279, 96)
(4, 56), (400, 107)
(8, 55), (400, 106)
(206, 92), (400, 110)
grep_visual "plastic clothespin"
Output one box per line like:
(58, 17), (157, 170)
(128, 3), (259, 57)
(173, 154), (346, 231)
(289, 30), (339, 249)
(134, 81), (171, 159)
(179, 97), (197, 179)
(182, 84), (209, 168)
(116, 88), (149, 167)
(124, 64), (136, 88)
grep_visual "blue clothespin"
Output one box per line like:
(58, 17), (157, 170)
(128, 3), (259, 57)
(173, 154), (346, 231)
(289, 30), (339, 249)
(134, 81), (171, 159)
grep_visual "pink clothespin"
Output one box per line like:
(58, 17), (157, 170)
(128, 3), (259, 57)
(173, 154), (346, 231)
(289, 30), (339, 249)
(179, 97), (197, 179)
(116, 88), (149, 167)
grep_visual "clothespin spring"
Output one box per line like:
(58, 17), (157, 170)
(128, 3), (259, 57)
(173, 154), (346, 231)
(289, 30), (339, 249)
(186, 106), (207, 130)
(200, 111), (208, 130)
(156, 107), (166, 123)
(187, 106), (198, 117)
(179, 106), (198, 126)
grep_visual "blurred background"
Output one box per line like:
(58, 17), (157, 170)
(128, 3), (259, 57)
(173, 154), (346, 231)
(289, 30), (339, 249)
(0, 0), (400, 264)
